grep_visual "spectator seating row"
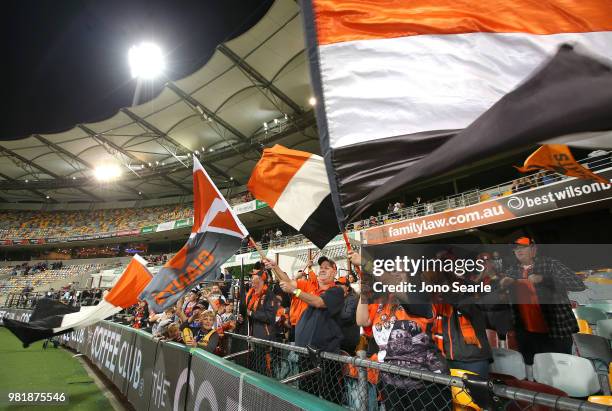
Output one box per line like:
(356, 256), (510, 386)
(0, 264), (105, 294)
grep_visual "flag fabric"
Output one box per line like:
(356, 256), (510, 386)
(301, 0), (612, 226)
(140, 156), (248, 312)
(247, 145), (337, 249)
(516, 144), (609, 184)
(4, 255), (152, 347)
(351, 46), (612, 219)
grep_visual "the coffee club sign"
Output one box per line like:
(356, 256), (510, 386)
(0, 310), (339, 411)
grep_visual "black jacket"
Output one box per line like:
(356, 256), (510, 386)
(246, 288), (279, 341)
(338, 292), (359, 354)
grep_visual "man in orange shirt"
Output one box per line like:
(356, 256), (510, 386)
(288, 259), (316, 341)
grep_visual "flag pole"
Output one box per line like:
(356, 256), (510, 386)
(248, 236), (286, 280)
(342, 231), (362, 278)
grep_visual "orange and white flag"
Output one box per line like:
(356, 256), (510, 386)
(516, 145), (609, 184)
(4, 255), (152, 347)
(140, 156), (248, 312)
(248, 145), (337, 248)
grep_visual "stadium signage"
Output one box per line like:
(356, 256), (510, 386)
(232, 199), (268, 215)
(0, 314), (338, 411)
(89, 324), (142, 389)
(0, 309), (31, 325)
(141, 225), (157, 234)
(365, 169), (612, 245)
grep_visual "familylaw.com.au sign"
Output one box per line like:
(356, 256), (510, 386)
(364, 169), (612, 245)
(0, 310), (341, 411)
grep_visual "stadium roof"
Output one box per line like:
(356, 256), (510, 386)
(0, 0), (319, 204)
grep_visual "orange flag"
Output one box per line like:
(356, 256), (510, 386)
(516, 144), (608, 184)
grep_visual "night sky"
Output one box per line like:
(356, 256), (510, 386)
(1, 0), (274, 140)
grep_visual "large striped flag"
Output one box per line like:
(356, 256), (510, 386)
(4, 255), (152, 347)
(248, 145), (337, 249)
(302, 0), (612, 225)
(140, 156), (248, 312)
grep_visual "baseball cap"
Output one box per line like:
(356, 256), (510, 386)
(318, 256), (337, 268)
(513, 236), (535, 247)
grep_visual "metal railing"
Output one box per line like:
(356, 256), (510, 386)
(239, 155), (612, 252)
(1, 155), (609, 248)
(223, 332), (609, 411)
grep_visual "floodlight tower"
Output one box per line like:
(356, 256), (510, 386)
(128, 42), (165, 106)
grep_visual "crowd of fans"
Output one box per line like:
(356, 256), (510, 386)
(102, 237), (586, 405)
(0, 204), (192, 239)
(0, 190), (258, 241)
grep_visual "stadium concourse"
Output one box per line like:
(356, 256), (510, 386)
(2, 0), (612, 411)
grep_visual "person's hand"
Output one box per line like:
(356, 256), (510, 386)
(306, 258), (314, 268)
(348, 250), (361, 266)
(236, 314), (244, 323)
(280, 281), (296, 293)
(499, 277), (515, 288)
(263, 258), (277, 270)
(528, 274), (543, 284)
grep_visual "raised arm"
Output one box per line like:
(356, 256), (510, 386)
(349, 250), (372, 327)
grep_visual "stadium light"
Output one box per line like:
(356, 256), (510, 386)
(128, 42), (165, 79)
(308, 96), (317, 106)
(94, 164), (122, 182)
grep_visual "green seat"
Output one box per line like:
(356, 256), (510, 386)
(587, 302), (612, 315)
(596, 319), (612, 341)
(576, 306), (608, 325)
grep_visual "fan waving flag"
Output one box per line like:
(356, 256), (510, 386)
(516, 145), (609, 185)
(4, 255), (152, 347)
(140, 156), (248, 312)
(248, 145), (338, 249)
(301, 0), (612, 226)
(351, 46), (612, 219)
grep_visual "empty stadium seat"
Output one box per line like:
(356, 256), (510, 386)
(578, 319), (593, 334)
(588, 301), (612, 314)
(576, 307), (608, 325)
(597, 319), (612, 341)
(450, 369), (482, 411)
(533, 353), (600, 397)
(588, 396), (612, 406)
(572, 333), (612, 394)
(573, 334), (612, 364)
(490, 349), (527, 380)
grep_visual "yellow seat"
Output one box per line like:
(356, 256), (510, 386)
(578, 319), (593, 334)
(588, 396), (612, 405)
(450, 369), (482, 411)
